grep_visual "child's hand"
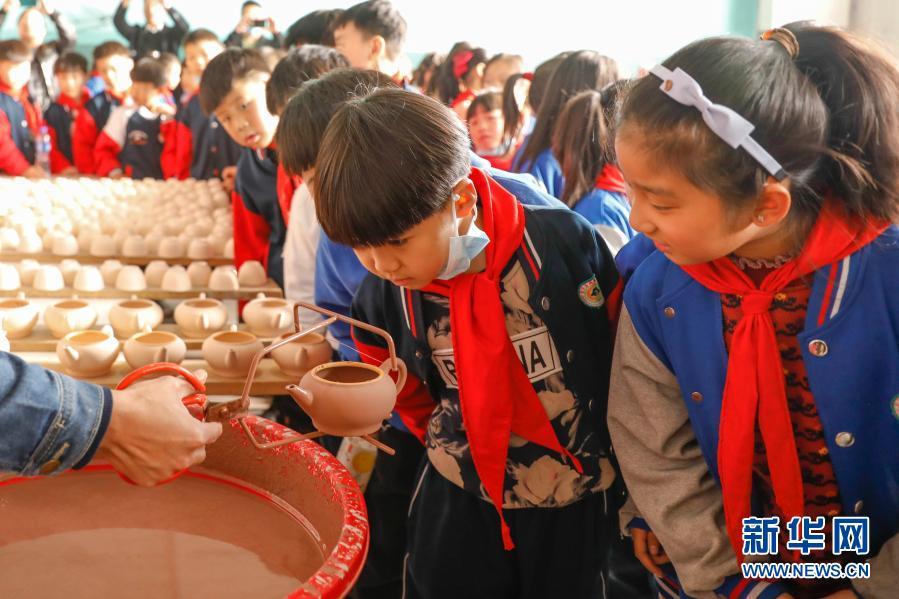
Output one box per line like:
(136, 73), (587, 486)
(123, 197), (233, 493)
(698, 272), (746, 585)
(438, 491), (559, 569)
(60, 166), (78, 177)
(631, 528), (670, 577)
(221, 166), (237, 194)
(22, 165), (46, 179)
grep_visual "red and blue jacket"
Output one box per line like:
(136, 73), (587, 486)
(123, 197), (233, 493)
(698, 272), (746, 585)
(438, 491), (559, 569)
(622, 226), (899, 596)
(0, 83), (42, 175)
(95, 105), (176, 179)
(165, 93), (242, 180)
(72, 91), (122, 174)
(44, 92), (84, 173)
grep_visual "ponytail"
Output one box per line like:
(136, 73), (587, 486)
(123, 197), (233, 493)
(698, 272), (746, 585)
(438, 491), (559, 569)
(501, 73), (528, 148)
(553, 90), (615, 207)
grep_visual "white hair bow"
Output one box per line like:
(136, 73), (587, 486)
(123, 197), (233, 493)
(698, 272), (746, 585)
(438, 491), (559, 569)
(650, 64), (786, 180)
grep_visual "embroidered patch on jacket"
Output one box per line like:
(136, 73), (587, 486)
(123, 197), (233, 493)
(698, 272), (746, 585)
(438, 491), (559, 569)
(892, 394), (899, 422)
(578, 275), (604, 308)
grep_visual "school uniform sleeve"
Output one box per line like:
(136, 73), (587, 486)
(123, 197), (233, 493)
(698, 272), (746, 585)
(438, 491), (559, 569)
(112, 2), (138, 48)
(282, 183), (323, 332)
(48, 10), (77, 54)
(608, 306), (789, 598)
(0, 111), (31, 176)
(72, 106), (99, 174)
(853, 534), (899, 598)
(94, 107), (128, 177)
(165, 6), (190, 42)
(350, 276), (435, 444)
(159, 117), (181, 179)
(47, 125), (72, 174)
(231, 189), (271, 270)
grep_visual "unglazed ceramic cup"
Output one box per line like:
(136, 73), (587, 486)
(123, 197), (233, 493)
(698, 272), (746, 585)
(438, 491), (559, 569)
(158, 236), (185, 259)
(89, 235), (116, 257)
(115, 265), (147, 292)
(209, 266), (239, 291)
(58, 259), (80, 286)
(271, 332), (333, 377)
(237, 260), (267, 287)
(17, 231), (43, 253)
(99, 260), (123, 286)
(108, 298), (164, 338)
(174, 294), (228, 338)
(144, 260), (169, 287)
(242, 293), (293, 338)
(0, 295), (39, 339)
(56, 326), (120, 378)
(201, 329), (264, 378)
(0, 263), (21, 291)
(51, 234), (79, 256)
(161, 265), (192, 292)
(286, 360), (407, 437)
(33, 265), (65, 291)
(187, 238), (212, 260)
(223, 238), (234, 259)
(16, 259), (40, 287)
(73, 266), (105, 292)
(121, 235), (148, 257)
(44, 299), (98, 339)
(186, 261), (212, 287)
(123, 330), (187, 369)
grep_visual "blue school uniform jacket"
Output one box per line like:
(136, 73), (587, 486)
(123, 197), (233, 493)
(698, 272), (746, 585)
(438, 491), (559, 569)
(622, 226), (899, 577)
(572, 188), (636, 255)
(514, 139), (564, 199)
(0, 91), (36, 173)
(172, 93), (242, 180)
(234, 147), (286, 288)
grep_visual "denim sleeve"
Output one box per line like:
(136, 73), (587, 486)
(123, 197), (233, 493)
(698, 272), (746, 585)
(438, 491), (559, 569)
(0, 352), (112, 476)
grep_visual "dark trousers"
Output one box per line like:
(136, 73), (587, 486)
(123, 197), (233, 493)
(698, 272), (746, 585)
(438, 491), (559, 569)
(402, 462), (652, 599)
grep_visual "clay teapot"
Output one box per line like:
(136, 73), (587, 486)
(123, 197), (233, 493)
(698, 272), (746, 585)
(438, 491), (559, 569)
(202, 329), (264, 378)
(286, 360), (407, 437)
(242, 293), (293, 338)
(56, 326), (120, 378)
(270, 331), (333, 377)
(44, 299), (98, 339)
(174, 293), (228, 338)
(123, 330), (187, 369)
(108, 298), (164, 339)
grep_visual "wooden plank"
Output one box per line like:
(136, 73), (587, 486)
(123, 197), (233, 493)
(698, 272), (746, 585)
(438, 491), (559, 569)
(0, 281), (283, 300)
(9, 323), (275, 353)
(19, 353), (301, 396)
(0, 251), (232, 267)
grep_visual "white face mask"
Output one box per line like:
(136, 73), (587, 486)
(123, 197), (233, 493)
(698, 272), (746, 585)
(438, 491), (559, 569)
(436, 196), (490, 280)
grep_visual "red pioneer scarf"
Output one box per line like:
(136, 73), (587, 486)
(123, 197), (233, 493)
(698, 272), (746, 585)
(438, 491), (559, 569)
(681, 200), (887, 560)
(0, 81), (41, 136)
(424, 167), (581, 550)
(594, 164), (627, 194)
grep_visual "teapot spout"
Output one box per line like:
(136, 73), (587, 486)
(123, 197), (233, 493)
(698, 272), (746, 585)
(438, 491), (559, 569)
(285, 384), (314, 413)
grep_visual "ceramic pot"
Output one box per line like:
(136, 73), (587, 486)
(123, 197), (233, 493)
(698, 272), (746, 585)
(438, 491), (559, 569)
(108, 298), (164, 338)
(44, 299), (98, 339)
(123, 330), (187, 369)
(209, 266), (239, 291)
(144, 260), (169, 287)
(201, 329), (264, 378)
(242, 294), (293, 338)
(237, 260), (267, 287)
(286, 360), (407, 437)
(56, 326), (120, 378)
(73, 266), (104, 292)
(0, 295), (39, 339)
(0, 263), (21, 290)
(161, 266), (192, 292)
(186, 261), (212, 287)
(32, 265), (65, 291)
(271, 332), (333, 377)
(174, 294), (228, 338)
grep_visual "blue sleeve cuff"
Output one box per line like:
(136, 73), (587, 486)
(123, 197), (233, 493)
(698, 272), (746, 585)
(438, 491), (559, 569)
(716, 574), (789, 599)
(627, 517), (651, 531)
(73, 386), (113, 469)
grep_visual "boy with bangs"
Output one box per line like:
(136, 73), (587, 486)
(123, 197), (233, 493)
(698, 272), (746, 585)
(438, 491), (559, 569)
(313, 87), (624, 597)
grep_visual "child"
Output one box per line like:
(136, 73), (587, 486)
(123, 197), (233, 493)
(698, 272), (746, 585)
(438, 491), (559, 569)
(482, 52), (524, 90)
(411, 51), (443, 97)
(44, 51), (87, 175)
(0, 40), (47, 178)
(158, 51), (181, 104)
(514, 51), (618, 199)
(313, 86), (624, 597)
(199, 48), (284, 288)
(607, 24), (899, 599)
(72, 41), (133, 174)
(434, 42), (487, 119)
(466, 91), (515, 171)
(332, 0), (407, 82)
(166, 29), (241, 182)
(553, 85), (635, 255)
(283, 8), (344, 48)
(113, 0), (190, 58)
(95, 58), (176, 179)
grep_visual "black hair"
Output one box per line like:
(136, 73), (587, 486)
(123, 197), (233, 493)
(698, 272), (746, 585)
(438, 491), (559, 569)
(528, 52), (569, 113)
(0, 40), (31, 63)
(131, 57), (167, 87)
(284, 9), (344, 48)
(93, 41), (131, 66)
(183, 28), (222, 48)
(54, 51), (89, 75)
(199, 48), (270, 114)
(433, 42), (487, 105)
(517, 50), (618, 171)
(482, 53), (523, 89)
(466, 90), (502, 121)
(336, 0), (407, 60)
(241, 1), (261, 11)
(411, 51), (444, 95)
(157, 52), (180, 71)
(553, 88), (623, 207)
(265, 45), (349, 114)
(277, 68), (397, 175)
(618, 23), (899, 229)
(313, 88), (470, 247)
(501, 73), (529, 148)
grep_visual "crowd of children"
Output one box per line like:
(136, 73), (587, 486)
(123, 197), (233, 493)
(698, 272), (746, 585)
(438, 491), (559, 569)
(1, 1), (896, 598)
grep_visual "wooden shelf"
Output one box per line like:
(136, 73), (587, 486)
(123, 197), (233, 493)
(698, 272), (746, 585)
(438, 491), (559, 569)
(0, 251), (233, 267)
(0, 280), (283, 300)
(9, 323), (276, 353)
(18, 353), (301, 396)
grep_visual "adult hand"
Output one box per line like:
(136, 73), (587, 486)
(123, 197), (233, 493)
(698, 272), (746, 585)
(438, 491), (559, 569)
(266, 17), (277, 34)
(631, 528), (671, 577)
(96, 370), (222, 487)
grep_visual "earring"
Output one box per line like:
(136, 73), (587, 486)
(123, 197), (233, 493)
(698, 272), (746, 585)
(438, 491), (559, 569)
(756, 214), (766, 224)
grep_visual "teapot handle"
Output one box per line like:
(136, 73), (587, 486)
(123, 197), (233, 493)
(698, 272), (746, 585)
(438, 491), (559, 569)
(379, 357), (407, 393)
